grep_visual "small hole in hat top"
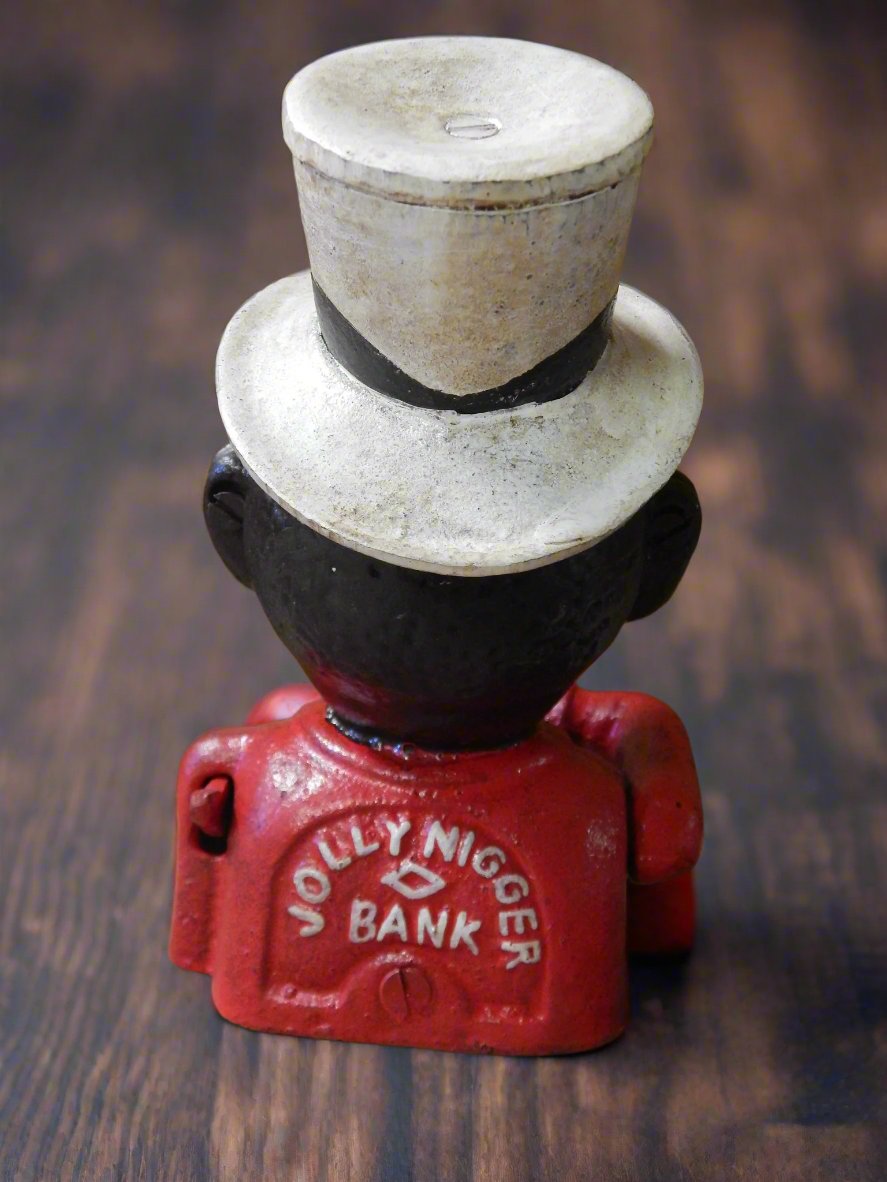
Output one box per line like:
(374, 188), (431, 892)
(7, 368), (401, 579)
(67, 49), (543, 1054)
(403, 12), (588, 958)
(443, 114), (502, 140)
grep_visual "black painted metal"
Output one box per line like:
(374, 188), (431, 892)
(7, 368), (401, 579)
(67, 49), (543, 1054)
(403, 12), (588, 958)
(312, 277), (616, 413)
(204, 445), (701, 750)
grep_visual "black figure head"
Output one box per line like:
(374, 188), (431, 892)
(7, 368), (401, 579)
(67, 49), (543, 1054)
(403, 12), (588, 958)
(205, 444), (700, 750)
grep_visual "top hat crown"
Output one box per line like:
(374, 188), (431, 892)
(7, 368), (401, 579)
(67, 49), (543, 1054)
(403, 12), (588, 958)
(217, 37), (702, 575)
(283, 36), (653, 401)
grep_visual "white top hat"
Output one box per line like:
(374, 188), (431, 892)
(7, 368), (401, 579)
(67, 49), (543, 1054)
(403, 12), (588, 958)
(217, 36), (702, 575)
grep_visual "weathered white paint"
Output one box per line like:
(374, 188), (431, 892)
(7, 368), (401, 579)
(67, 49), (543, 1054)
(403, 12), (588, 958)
(217, 38), (702, 574)
(216, 270), (703, 575)
(503, 941), (542, 970)
(349, 899), (377, 943)
(282, 37), (652, 203)
(293, 867), (331, 903)
(416, 908), (449, 949)
(494, 875), (530, 904)
(317, 838), (351, 871)
(380, 860), (446, 900)
(284, 37), (652, 395)
(286, 905), (324, 936)
(294, 162), (641, 396)
(350, 826), (380, 857)
(383, 819), (411, 856)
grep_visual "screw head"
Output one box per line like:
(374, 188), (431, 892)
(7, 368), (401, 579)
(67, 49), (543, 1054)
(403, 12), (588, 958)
(379, 965), (433, 1020)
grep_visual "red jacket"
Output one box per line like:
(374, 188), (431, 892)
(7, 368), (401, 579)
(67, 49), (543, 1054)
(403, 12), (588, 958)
(171, 685), (701, 1054)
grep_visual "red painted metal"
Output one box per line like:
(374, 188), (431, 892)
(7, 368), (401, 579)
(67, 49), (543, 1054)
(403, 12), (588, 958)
(170, 684), (702, 1054)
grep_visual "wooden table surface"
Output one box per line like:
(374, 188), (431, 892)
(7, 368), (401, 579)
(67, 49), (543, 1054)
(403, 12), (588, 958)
(2, 1), (885, 1179)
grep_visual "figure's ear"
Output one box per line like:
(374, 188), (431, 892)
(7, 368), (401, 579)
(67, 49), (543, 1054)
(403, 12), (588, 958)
(203, 444), (253, 588)
(629, 471), (701, 621)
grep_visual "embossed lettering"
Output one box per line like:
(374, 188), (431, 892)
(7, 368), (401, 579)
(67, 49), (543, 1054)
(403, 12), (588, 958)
(351, 825), (380, 857)
(417, 907), (449, 948)
(424, 821), (461, 862)
(376, 904), (409, 943)
(287, 905), (325, 936)
(293, 867), (331, 904)
(502, 940), (542, 969)
(349, 899), (376, 942)
(317, 838), (352, 872)
(472, 846), (506, 878)
(384, 819), (411, 856)
(494, 874), (530, 904)
(498, 908), (538, 937)
(456, 830), (476, 867)
(449, 911), (481, 955)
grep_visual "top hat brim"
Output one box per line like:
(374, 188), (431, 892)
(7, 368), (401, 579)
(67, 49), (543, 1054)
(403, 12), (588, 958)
(216, 271), (702, 576)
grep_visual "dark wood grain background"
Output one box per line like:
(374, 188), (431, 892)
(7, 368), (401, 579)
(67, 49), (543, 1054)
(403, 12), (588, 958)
(2, 1), (886, 1179)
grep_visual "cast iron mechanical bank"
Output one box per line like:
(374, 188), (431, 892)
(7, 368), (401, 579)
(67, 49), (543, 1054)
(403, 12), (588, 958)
(170, 36), (704, 1054)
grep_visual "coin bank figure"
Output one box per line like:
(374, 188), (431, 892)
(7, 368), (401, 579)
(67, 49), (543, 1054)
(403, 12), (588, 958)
(170, 37), (704, 1054)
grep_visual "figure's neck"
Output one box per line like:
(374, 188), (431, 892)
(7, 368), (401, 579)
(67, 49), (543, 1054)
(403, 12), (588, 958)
(324, 706), (535, 757)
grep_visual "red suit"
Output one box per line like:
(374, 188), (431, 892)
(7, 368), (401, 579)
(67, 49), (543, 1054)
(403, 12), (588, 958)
(170, 685), (701, 1054)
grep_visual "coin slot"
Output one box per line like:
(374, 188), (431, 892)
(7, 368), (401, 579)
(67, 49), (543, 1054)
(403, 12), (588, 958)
(443, 114), (502, 140)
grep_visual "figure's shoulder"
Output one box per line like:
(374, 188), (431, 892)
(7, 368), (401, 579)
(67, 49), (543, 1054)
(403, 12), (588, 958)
(178, 691), (324, 783)
(523, 720), (626, 810)
(246, 682), (321, 725)
(548, 685), (688, 747)
(178, 723), (253, 781)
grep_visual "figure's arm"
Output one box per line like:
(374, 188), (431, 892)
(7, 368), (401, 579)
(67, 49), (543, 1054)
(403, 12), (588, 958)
(548, 687), (702, 954)
(550, 687), (702, 885)
(169, 727), (251, 974)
